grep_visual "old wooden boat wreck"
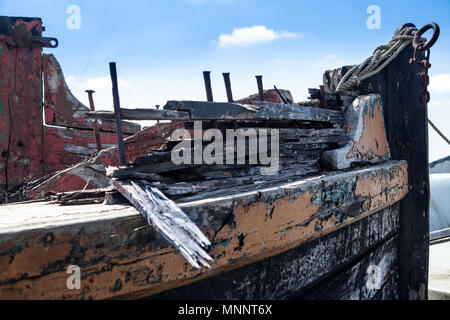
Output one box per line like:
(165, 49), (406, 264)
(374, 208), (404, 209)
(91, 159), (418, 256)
(0, 16), (440, 300)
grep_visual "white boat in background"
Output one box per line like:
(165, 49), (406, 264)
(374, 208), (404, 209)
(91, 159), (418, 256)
(429, 156), (450, 300)
(429, 156), (450, 240)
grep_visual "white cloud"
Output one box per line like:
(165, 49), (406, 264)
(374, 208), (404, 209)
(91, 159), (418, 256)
(218, 26), (300, 48)
(429, 73), (450, 95)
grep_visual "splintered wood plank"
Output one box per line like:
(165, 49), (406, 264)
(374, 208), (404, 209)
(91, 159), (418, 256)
(0, 160), (408, 299)
(112, 179), (213, 269)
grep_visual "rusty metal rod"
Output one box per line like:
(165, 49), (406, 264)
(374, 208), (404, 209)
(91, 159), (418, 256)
(222, 73), (234, 103)
(203, 71), (217, 128)
(109, 62), (126, 166)
(203, 71), (214, 102)
(85, 90), (102, 153)
(256, 75), (264, 101)
(222, 73), (237, 129)
(256, 75), (268, 127)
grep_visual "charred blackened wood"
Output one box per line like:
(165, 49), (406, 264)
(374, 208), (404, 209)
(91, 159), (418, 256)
(256, 102), (343, 123)
(319, 85), (328, 109)
(353, 42), (430, 300)
(109, 162), (202, 178)
(112, 179), (213, 269)
(89, 101), (344, 123)
(158, 163), (320, 201)
(323, 66), (354, 91)
(87, 109), (190, 121)
(53, 188), (112, 206)
(308, 88), (359, 111)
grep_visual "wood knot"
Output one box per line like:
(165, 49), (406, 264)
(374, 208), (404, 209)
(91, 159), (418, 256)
(44, 233), (54, 244)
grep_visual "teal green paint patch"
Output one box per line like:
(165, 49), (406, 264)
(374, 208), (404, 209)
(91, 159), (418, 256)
(211, 239), (231, 249)
(20, 159), (31, 166)
(0, 105), (4, 116)
(362, 97), (376, 118)
(312, 182), (353, 206)
(279, 227), (293, 235)
(0, 44), (3, 53)
(287, 188), (307, 203)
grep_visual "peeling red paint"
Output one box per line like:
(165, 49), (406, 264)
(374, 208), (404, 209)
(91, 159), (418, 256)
(0, 18), (44, 191)
(0, 20), (143, 193)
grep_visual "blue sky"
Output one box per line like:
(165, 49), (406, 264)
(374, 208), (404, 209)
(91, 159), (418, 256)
(1, 0), (450, 161)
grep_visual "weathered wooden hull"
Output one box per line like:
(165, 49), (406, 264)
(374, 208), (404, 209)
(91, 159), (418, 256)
(0, 161), (407, 299)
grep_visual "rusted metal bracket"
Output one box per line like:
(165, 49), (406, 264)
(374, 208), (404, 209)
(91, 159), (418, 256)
(23, 34), (58, 48)
(6, 23), (58, 48)
(85, 90), (102, 153)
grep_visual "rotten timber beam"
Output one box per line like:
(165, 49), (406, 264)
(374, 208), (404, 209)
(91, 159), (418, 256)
(87, 109), (190, 121)
(87, 101), (344, 123)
